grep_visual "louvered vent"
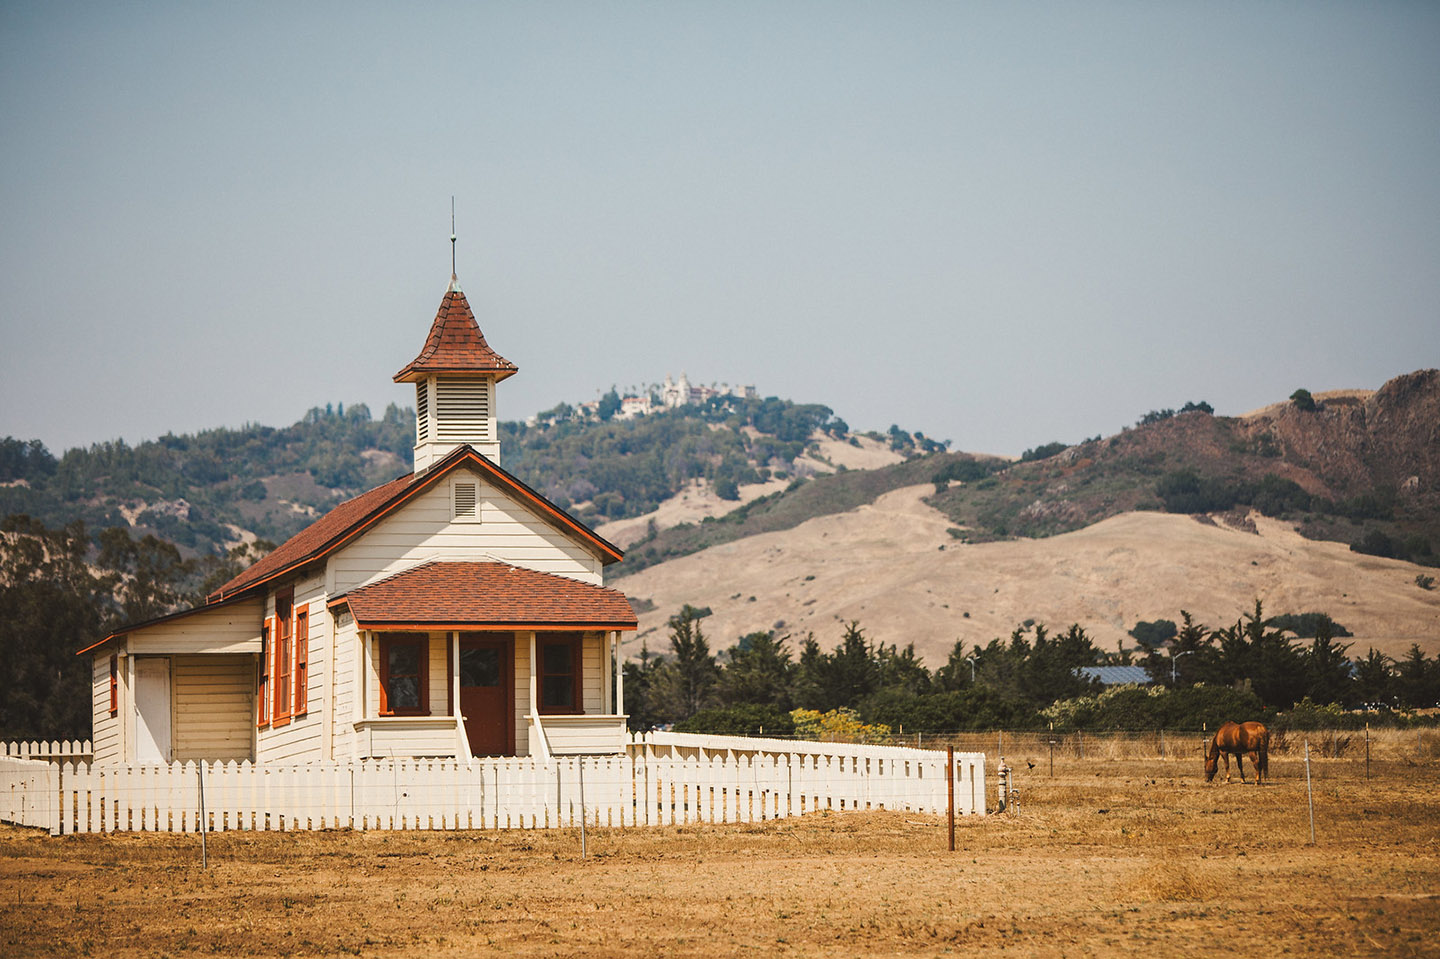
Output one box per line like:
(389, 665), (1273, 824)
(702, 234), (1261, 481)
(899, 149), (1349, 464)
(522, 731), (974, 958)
(415, 381), (431, 442)
(453, 481), (478, 520)
(435, 376), (492, 441)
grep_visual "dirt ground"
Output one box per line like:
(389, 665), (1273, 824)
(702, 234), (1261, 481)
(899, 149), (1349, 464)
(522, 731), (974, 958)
(3, 756), (1437, 958)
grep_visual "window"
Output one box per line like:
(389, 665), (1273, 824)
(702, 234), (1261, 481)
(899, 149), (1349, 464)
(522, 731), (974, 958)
(109, 654), (118, 715)
(257, 622), (270, 727)
(293, 607), (309, 716)
(537, 633), (582, 714)
(379, 634), (429, 716)
(272, 592), (293, 725)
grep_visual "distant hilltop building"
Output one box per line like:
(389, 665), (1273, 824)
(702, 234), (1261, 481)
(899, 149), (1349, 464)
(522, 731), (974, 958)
(660, 372), (757, 410)
(565, 374), (757, 423)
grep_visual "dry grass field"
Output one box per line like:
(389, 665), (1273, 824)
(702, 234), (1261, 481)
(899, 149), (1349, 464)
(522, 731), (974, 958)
(3, 749), (1438, 958)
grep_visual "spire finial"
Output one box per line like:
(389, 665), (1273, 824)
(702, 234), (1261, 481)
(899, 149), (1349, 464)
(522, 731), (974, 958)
(450, 196), (458, 286)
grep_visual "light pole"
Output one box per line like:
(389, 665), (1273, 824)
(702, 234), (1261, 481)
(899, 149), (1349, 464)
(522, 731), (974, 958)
(1171, 649), (1194, 685)
(965, 655), (976, 684)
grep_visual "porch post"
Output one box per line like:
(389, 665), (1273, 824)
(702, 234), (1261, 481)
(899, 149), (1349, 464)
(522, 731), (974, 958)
(360, 630), (372, 722)
(451, 631), (465, 759)
(125, 652), (135, 763)
(526, 631), (542, 759)
(615, 633), (624, 717)
(601, 631), (613, 714)
(450, 632), (461, 717)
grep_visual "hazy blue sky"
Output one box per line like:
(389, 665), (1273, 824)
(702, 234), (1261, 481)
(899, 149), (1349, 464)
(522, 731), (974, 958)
(3, 2), (1437, 459)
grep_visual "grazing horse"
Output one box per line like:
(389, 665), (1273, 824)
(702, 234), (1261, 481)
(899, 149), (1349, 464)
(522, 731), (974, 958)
(1204, 721), (1269, 785)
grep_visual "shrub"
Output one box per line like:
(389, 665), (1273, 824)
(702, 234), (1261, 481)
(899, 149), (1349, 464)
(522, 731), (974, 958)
(790, 707), (891, 742)
(1021, 442), (1067, 463)
(674, 704), (795, 736)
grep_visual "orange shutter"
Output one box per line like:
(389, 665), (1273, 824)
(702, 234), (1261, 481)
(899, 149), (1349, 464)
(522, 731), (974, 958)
(257, 620), (271, 727)
(294, 608), (309, 716)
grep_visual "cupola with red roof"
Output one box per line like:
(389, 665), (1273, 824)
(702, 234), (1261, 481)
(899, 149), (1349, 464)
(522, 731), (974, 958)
(395, 274), (518, 471)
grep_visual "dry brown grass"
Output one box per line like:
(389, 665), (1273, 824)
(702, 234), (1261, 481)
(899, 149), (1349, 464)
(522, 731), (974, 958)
(2, 757), (1438, 958)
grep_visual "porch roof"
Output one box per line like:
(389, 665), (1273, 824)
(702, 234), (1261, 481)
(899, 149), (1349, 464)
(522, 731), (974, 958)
(332, 560), (639, 632)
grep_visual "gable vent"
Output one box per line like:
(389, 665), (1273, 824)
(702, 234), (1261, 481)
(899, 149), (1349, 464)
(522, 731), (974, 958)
(435, 376), (492, 442)
(453, 481), (478, 520)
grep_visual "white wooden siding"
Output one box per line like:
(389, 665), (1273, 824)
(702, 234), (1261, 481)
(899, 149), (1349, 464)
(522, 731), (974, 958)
(430, 636), (450, 715)
(542, 715), (628, 755)
(256, 578), (325, 765)
(354, 718), (459, 759)
(125, 599), (264, 655)
(329, 468), (603, 594)
(331, 612), (357, 760)
(582, 632), (602, 713)
(91, 654), (121, 766)
(172, 656), (252, 762)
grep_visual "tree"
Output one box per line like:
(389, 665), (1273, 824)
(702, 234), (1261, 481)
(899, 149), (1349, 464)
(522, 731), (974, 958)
(1352, 648), (1394, 707)
(819, 622), (880, 710)
(622, 643), (664, 731)
(873, 642), (931, 697)
(647, 605), (719, 721)
(718, 631), (793, 708)
(789, 634), (827, 710)
(96, 526), (191, 625)
(0, 516), (115, 740)
(1395, 644), (1440, 709)
(1301, 623), (1353, 706)
(1289, 388), (1317, 412)
(1129, 619), (1177, 650)
(597, 387), (621, 422)
(1021, 623), (1100, 705)
(1209, 600), (1307, 708)
(933, 641), (975, 692)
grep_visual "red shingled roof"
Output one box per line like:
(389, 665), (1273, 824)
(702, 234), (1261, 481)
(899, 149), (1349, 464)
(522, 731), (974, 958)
(208, 445), (623, 603)
(336, 561), (637, 631)
(393, 284), (518, 383)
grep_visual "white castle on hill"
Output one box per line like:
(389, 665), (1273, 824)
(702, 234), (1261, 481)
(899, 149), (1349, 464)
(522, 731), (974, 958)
(561, 373), (758, 423)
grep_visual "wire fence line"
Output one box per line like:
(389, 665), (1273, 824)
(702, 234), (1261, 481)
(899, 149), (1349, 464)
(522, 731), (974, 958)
(729, 727), (1438, 763)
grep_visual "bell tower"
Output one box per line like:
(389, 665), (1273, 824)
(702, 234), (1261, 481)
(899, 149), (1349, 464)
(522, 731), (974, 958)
(394, 275), (518, 472)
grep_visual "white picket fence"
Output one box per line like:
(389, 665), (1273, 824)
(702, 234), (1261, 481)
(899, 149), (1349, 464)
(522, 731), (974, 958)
(1, 736), (984, 836)
(2, 740), (92, 762)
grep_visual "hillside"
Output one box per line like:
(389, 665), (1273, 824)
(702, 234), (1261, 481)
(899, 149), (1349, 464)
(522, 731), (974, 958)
(0, 394), (887, 580)
(616, 370), (1440, 666)
(617, 485), (1440, 667)
(2, 369), (1436, 664)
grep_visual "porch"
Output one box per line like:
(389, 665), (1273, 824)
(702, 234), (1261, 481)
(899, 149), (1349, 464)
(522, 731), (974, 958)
(353, 629), (629, 761)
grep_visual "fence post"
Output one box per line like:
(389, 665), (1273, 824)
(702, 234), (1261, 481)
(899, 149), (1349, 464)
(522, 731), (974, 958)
(198, 762), (208, 868)
(1304, 740), (1315, 845)
(946, 745), (955, 852)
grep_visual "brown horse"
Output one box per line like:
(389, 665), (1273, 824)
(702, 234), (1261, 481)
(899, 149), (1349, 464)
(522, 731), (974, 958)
(1204, 721), (1269, 785)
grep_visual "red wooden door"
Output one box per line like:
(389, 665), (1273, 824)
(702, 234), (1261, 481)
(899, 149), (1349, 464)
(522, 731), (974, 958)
(459, 635), (513, 756)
